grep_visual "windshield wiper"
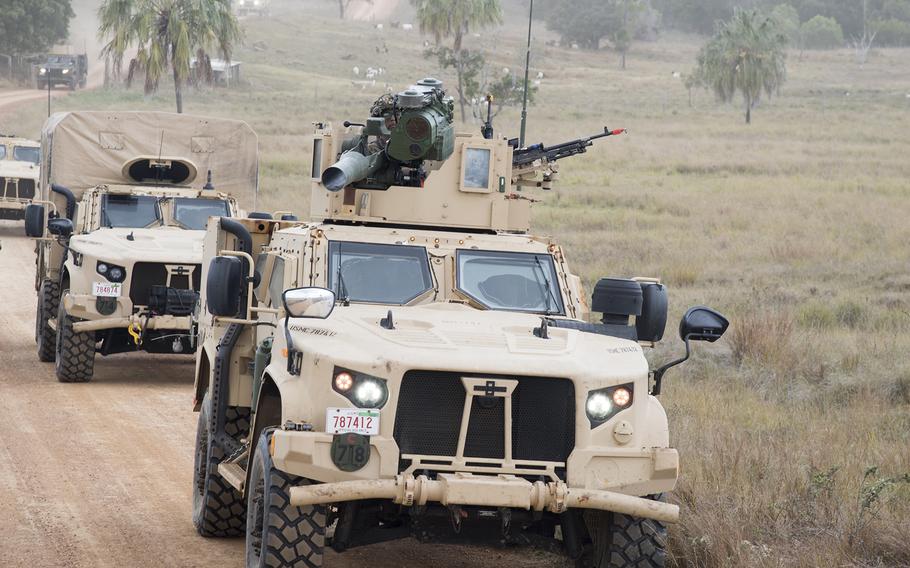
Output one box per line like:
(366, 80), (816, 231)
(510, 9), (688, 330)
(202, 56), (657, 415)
(533, 255), (561, 316)
(336, 264), (351, 306)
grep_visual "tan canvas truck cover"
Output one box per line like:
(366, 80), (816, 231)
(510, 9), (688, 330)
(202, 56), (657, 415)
(40, 111), (258, 211)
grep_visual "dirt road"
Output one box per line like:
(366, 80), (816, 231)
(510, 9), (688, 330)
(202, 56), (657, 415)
(0, 223), (569, 567)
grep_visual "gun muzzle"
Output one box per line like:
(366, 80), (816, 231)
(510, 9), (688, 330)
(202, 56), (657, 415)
(321, 151), (377, 192)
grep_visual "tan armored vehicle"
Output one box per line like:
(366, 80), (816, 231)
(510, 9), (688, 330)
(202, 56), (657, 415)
(26, 111), (259, 383)
(192, 79), (728, 567)
(0, 135), (41, 221)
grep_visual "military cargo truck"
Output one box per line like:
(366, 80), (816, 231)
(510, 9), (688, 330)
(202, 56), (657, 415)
(26, 111), (259, 383)
(35, 48), (88, 90)
(192, 79), (728, 567)
(0, 135), (41, 221)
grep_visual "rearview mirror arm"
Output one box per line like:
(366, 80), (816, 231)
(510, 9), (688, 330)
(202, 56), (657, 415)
(650, 336), (691, 396)
(284, 315), (302, 376)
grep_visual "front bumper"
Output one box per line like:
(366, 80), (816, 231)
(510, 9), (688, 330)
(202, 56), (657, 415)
(289, 473), (679, 523)
(64, 293), (192, 332)
(270, 429), (679, 522)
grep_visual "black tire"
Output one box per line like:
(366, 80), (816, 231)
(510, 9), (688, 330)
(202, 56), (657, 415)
(580, 496), (668, 568)
(36, 279), (60, 362)
(193, 394), (251, 537)
(246, 429), (325, 568)
(54, 299), (95, 382)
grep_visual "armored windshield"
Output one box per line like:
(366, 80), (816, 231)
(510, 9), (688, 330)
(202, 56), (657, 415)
(101, 195), (161, 228)
(13, 146), (39, 164)
(172, 198), (230, 230)
(456, 250), (565, 315)
(328, 241), (433, 305)
(0, 146), (5, 160)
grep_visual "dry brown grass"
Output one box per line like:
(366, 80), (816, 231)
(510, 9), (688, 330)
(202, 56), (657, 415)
(3, 0), (909, 564)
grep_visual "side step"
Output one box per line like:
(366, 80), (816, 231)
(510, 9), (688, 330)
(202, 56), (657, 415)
(218, 462), (246, 492)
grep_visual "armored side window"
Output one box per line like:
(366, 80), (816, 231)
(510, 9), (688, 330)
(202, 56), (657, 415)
(311, 139), (323, 179)
(460, 147), (492, 192)
(0, 146), (6, 160)
(268, 257), (287, 309)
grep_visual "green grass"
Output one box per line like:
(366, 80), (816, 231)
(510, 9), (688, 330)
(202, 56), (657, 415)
(3, 0), (909, 564)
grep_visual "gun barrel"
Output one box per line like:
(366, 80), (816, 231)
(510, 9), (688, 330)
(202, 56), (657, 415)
(321, 150), (382, 192)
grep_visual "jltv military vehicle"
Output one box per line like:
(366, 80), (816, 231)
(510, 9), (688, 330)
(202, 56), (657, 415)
(192, 79), (728, 567)
(26, 111), (258, 383)
(36, 48), (88, 90)
(235, 0), (271, 17)
(0, 135), (40, 221)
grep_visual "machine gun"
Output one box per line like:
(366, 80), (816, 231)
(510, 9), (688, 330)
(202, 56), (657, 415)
(512, 127), (625, 167)
(511, 126), (625, 190)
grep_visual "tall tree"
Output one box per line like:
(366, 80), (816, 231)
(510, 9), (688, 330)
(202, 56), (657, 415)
(0, 0), (74, 57)
(545, 0), (644, 68)
(98, 0), (242, 113)
(693, 9), (787, 124)
(412, 0), (502, 121)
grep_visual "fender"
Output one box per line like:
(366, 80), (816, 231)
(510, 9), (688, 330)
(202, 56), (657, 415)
(244, 373), (282, 494)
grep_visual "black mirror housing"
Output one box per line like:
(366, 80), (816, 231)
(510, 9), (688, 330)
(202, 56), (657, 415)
(637, 283), (668, 342)
(679, 306), (729, 342)
(24, 204), (45, 237)
(591, 278), (642, 325)
(206, 256), (243, 317)
(47, 218), (73, 237)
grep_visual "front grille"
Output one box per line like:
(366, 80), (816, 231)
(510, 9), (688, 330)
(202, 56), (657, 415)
(129, 263), (201, 306)
(1, 177), (36, 200)
(393, 371), (575, 465)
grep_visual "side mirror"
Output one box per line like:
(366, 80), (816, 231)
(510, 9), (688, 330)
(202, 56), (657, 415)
(637, 283), (668, 342)
(206, 256), (242, 316)
(679, 306), (729, 342)
(47, 218), (73, 237)
(651, 305), (729, 395)
(283, 287), (336, 319)
(25, 204), (45, 237)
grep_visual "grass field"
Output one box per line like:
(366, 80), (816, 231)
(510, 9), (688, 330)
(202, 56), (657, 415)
(3, 0), (909, 565)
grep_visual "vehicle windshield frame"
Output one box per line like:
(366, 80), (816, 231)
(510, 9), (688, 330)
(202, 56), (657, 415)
(455, 249), (566, 316)
(327, 240), (434, 306)
(100, 194), (162, 229)
(12, 146), (39, 164)
(169, 197), (230, 230)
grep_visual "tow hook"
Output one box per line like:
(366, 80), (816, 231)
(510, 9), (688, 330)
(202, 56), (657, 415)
(128, 322), (142, 346)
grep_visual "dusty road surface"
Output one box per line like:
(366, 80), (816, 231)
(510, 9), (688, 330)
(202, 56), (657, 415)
(0, 223), (570, 567)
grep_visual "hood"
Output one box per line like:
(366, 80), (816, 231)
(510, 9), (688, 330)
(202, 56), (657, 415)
(285, 302), (649, 386)
(0, 160), (39, 179)
(70, 227), (204, 265)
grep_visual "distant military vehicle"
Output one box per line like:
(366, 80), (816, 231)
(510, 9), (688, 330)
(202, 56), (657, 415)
(0, 135), (40, 221)
(25, 111), (259, 383)
(234, 0), (270, 17)
(191, 78), (728, 567)
(35, 47), (88, 90)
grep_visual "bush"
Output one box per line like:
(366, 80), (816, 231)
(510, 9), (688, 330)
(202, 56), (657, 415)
(801, 15), (844, 49)
(873, 18), (910, 46)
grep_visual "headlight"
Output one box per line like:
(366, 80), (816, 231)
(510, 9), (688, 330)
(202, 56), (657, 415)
(39, 68), (47, 74)
(62, 69), (70, 74)
(585, 383), (634, 427)
(332, 367), (388, 409)
(97, 261), (127, 283)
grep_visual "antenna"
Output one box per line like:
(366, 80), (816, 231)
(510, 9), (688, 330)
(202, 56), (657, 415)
(204, 170), (214, 190)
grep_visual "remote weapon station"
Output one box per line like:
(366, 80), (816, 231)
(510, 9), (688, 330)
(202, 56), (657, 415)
(193, 78), (728, 568)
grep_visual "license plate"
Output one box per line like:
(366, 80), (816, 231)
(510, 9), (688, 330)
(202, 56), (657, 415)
(92, 282), (122, 297)
(326, 408), (380, 436)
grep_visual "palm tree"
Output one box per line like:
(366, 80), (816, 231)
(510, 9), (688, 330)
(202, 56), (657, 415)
(412, 0), (502, 121)
(98, 0), (242, 113)
(694, 9), (787, 124)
